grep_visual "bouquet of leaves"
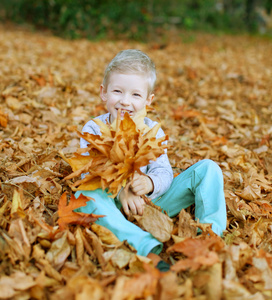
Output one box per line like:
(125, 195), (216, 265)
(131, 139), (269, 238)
(61, 108), (168, 198)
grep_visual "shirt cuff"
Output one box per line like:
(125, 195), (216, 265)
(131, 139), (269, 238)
(116, 187), (124, 201)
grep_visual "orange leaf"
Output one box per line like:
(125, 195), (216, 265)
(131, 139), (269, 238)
(171, 251), (219, 272)
(167, 236), (224, 257)
(0, 109), (8, 127)
(57, 192), (104, 230)
(167, 237), (224, 272)
(30, 74), (47, 86)
(172, 105), (201, 120)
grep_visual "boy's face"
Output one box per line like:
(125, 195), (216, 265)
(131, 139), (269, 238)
(100, 72), (154, 123)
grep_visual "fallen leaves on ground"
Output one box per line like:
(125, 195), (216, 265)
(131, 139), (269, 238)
(1, 24), (272, 299)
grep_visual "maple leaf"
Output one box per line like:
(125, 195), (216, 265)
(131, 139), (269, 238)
(62, 107), (168, 197)
(57, 192), (104, 230)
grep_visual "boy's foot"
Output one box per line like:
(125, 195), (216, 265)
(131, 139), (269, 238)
(147, 253), (170, 272)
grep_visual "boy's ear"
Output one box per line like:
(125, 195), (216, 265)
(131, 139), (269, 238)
(147, 94), (155, 106)
(100, 84), (107, 102)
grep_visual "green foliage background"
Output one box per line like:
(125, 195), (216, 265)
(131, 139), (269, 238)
(0, 0), (272, 40)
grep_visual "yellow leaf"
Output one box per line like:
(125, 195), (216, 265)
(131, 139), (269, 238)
(11, 189), (24, 217)
(91, 223), (122, 246)
(93, 118), (112, 137)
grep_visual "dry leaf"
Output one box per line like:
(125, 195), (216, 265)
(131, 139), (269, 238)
(46, 231), (71, 270)
(0, 109), (8, 127)
(134, 204), (173, 242)
(0, 272), (35, 299)
(178, 209), (198, 237)
(103, 249), (134, 269)
(168, 237), (224, 271)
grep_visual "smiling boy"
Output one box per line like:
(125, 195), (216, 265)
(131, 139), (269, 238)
(101, 73), (154, 122)
(75, 49), (226, 270)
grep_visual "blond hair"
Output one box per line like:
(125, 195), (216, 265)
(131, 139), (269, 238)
(103, 49), (156, 95)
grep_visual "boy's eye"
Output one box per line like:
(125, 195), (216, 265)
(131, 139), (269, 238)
(113, 90), (121, 93)
(134, 93), (141, 97)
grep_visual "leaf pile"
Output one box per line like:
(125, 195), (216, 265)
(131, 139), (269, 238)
(1, 24), (272, 299)
(61, 109), (167, 197)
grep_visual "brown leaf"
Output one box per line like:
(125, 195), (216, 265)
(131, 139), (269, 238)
(8, 218), (31, 260)
(103, 249), (134, 269)
(53, 276), (104, 300)
(134, 204), (173, 242)
(235, 183), (262, 201)
(171, 250), (219, 272)
(45, 231), (71, 270)
(252, 257), (272, 290)
(168, 237), (224, 271)
(84, 228), (106, 267)
(35, 258), (63, 282)
(0, 271), (35, 299)
(178, 209), (198, 237)
(111, 264), (161, 300)
(193, 263), (222, 300)
(75, 226), (85, 266)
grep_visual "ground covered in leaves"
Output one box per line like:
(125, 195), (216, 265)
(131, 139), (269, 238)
(1, 24), (272, 299)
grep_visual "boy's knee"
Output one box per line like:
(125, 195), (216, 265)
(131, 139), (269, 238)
(201, 159), (222, 176)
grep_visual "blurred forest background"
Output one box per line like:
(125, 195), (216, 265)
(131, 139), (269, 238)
(1, 0), (272, 41)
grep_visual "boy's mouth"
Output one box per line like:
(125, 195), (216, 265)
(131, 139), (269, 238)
(117, 108), (133, 116)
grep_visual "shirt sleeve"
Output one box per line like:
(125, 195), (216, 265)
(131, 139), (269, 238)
(79, 118), (103, 179)
(145, 126), (173, 200)
(80, 118), (103, 149)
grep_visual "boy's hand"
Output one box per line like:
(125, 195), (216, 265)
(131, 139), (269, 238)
(119, 187), (145, 216)
(130, 173), (154, 196)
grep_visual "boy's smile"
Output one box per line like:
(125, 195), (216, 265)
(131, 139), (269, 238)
(100, 73), (154, 123)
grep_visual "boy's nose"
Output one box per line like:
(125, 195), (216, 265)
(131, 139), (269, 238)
(120, 95), (130, 105)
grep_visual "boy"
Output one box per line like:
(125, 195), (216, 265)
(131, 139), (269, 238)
(75, 49), (226, 269)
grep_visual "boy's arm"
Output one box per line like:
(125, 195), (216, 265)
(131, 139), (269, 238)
(140, 125), (173, 200)
(143, 152), (173, 199)
(79, 114), (109, 179)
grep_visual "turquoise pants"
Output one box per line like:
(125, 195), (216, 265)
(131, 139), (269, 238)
(75, 159), (226, 256)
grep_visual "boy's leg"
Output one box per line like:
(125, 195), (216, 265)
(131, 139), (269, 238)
(74, 189), (162, 256)
(153, 159), (226, 236)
